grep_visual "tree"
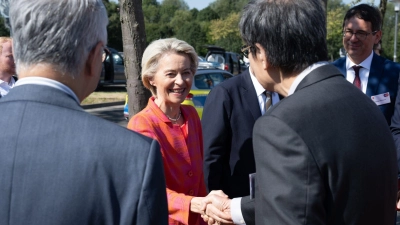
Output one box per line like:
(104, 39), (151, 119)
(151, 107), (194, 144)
(208, 12), (242, 52)
(381, 2), (396, 60)
(327, 6), (347, 60)
(326, 0), (349, 60)
(0, 17), (10, 37)
(120, 0), (151, 117)
(176, 21), (208, 55)
(379, 0), (388, 23)
(197, 6), (219, 22)
(103, 0), (123, 51)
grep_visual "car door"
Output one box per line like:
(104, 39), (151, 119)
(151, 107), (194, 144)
(111, 52), (125, 83)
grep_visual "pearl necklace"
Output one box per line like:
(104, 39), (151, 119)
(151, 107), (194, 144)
(167, 111), (181, 122)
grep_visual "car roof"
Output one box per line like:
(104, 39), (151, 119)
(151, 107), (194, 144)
(195, 68), (232, 75)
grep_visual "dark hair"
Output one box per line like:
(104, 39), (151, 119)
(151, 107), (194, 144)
(239, 0), (328, 74)
(343, 4), (382, 32)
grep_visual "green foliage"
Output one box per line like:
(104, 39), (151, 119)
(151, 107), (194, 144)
(169, 10), (193, 34)
(176, 22), (208, 56)
(208, 12), (241, 52)
(197, 6), (219, 21)
(381, 2), (396, 60)
(140, 0), (247, 56)
(103, 0), (122, 51)
(0, 17), (10, 37)
(143, 4), (160, 23)
(326, 0), (348, 60)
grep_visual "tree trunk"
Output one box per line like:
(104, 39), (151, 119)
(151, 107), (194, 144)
(379, 0), (387, 25)
(120, 0), (151, 118)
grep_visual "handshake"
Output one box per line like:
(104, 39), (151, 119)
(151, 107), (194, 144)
(191, 190), (234, 225)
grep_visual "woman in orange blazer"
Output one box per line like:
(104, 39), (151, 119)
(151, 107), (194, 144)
(127, 38), (222, 225)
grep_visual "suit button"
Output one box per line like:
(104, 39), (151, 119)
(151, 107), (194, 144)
(189, 190), (194, 195)
(188, 171), (193, 177)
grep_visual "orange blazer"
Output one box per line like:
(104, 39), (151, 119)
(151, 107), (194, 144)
(128, 97), (207, 225)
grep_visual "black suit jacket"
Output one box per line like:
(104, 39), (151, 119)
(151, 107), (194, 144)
(251, 64), (397, 224)
(0, 84), (168, 225)
(202, 69), (262, 198)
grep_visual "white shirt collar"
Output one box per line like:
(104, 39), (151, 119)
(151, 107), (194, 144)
(345, 51), (373, 70)
(15, 77), (80, 104)
(288, 61), (330, 96)
(249, 67), (266, 97)
(0, 76), (16, 86)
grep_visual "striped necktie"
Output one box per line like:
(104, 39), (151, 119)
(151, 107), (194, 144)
(264, 91), (272, 113)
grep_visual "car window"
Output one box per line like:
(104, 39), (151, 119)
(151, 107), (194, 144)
(194, 74), (212, 89)
(207, 54), (225, 64)
(222, 73), (232, 80)
(113, 53), (123, 66)
(208, 73), (225, 86)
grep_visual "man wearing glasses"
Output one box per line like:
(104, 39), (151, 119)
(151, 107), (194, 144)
(202, 43), (280, 207)
(333, 4), (400, 126)
(201, 1), (397, 224)
(335, 3), (400, 215)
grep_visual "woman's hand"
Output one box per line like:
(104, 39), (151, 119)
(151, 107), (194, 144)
(190, 190), (233, 224)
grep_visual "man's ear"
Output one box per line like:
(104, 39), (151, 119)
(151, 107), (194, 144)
(374, 30), (382, 45)
(85, 41), (104, 77)
(255, 43), (269, 70)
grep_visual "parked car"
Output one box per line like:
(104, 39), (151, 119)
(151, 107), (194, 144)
(205, 45), (244, 75)
(98, 47), (125, 87)
(198, 56), (224, 70)
(124, 69), (233, 119)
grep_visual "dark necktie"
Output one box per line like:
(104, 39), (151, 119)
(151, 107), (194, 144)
(264, 91), (272, 113)
(352, 65), (362, 89)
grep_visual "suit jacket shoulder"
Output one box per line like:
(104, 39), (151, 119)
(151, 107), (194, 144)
(253, 64), (397, 224)
(0, 85), (168, 224)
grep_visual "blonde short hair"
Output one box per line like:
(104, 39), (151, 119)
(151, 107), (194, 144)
(141, 38), (198, 96)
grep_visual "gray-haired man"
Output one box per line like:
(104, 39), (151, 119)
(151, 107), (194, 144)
(0, 0), (168, 224)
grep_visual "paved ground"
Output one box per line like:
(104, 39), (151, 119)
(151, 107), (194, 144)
(84, 104), (128, 127)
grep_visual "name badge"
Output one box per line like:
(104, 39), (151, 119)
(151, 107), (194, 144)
(371, 92), (391, 106)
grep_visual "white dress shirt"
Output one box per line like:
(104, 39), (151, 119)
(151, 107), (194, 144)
(230, 61), (329, 225)
(14, 77), (80, 104)
(0, 76), (16, 97)
(344, 51), (374, 94)
(249, 68), (280, 114)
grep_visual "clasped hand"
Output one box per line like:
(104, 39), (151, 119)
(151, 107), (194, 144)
(200, 190), (234, 225)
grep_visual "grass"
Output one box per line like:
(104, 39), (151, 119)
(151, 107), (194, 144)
(81, 86), (127, 105)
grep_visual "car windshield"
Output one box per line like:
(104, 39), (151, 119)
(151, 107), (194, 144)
(207, 54), (225, 64)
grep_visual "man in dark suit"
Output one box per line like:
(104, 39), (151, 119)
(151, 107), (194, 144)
(0, 0), (168, 224)
(202, 67), (279, 199)
(202, 0), (397, 224)
(332, 4), (400, 125)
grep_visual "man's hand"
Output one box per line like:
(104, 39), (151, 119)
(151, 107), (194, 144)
(201, 191), (233, 224)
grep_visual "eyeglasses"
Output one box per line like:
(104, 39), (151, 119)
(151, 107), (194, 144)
(241, 45), (252, 58)
(342, 30), (378, 41)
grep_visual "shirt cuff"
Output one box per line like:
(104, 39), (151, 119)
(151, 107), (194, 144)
(231, 197), (246, 224)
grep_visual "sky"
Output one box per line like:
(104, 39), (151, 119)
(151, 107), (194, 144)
(183, 0), (214, 10)
(179, 0), (382, 11)
(111, 0), (382, 11)
(339, 0), (381, 6)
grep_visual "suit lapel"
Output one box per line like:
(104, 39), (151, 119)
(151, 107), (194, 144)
(295, 64), (344, 92)
(334, 57), (347, 77)
(366, 53), (384, 97)
(240, 70), (262, 120)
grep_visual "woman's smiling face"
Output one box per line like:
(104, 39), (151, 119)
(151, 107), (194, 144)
(150, 52), (193, 107)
